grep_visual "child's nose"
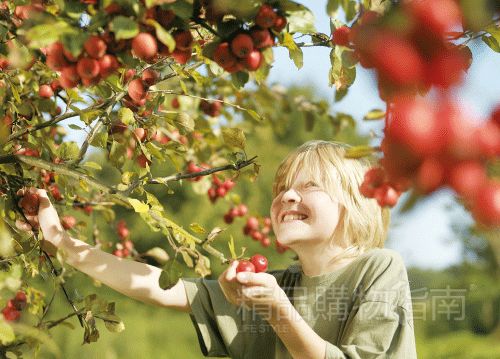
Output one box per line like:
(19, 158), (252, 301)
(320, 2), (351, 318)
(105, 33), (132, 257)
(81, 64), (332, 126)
(281, 188), (301, 203)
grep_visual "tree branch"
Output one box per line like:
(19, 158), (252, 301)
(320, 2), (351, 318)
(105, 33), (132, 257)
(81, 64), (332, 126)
(147, 156), (257, 184)
(190, 16), (222, 38)
(0, 154), (233, 258)
(42, 250), (85, 328)
(7, 98), (113, 143)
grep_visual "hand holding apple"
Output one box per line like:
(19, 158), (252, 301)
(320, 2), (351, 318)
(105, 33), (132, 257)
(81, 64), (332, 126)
(18, 188), (66, 254)
(219, 255), (287, 313)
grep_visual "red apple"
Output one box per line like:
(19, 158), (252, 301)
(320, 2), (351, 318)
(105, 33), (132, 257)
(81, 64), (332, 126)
(332, 26), (351, 47)
(19, 191), (40, 215)
(255, 4), (277, 29)
(76, 57), (100, 79)
(250, 254), (268, 273)
(84, 35), (107, 59)
(472, 181), (500, 227)
(39, 84), (53, 98)
(132, 33), (158, 60)
(61, 215), (76, 230)
(213, 42), (237, 68)
(236, 260), (255, 273)
(242, 49), (262, 71)
(231, 33), (254, 58)
(174, 30), (193, 51)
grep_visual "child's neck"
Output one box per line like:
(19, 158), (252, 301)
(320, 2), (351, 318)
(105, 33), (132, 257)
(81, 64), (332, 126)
(296, 245), (357, 277)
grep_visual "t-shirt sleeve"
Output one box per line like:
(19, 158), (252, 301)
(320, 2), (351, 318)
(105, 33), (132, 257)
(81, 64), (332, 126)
(325, 249), (418, 359)
(182, 277), (241, 357)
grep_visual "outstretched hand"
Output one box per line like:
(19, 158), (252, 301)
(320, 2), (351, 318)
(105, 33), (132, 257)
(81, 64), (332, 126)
(16, 188), (65, 254)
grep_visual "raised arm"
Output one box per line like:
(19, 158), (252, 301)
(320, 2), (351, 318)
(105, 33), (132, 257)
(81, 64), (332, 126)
(33, 189), (190, 313)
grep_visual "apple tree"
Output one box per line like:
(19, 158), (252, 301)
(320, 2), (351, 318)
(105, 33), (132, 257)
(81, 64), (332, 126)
(0, 0), (498, 355)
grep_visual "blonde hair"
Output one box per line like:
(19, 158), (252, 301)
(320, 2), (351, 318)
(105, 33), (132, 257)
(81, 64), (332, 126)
(272, 140), (390, 263)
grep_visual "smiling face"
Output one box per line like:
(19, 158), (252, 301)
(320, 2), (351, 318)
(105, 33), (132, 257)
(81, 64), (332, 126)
(270, 168), (343, 248)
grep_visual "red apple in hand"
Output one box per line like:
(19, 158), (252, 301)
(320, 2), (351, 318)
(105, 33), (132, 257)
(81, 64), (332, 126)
(250, 254), (268, 273)
(19, 191), (40, 216)
(236, 260), (255, 273)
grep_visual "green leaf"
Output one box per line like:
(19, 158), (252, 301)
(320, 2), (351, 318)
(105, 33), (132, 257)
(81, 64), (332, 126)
(80, 109), (101, 125)
(326, 0), (340, 17)
(231, 71), (249, 88)
(284, 2), (316, 34)
(145, 142), (164, 160)
(246, 109), (262, 121)
(169, 1), (193, 19)
(90, 131), (108, 148)
(207, 227), (224, 243)
(100, 313), (125, 333)
(335, 87), (348, 102)
(68, 124), (83, 130)
(189, 223), (206, 234)
(180, 249), (194, 268)
(195, 254), (211, 277)
(118, 107), (135, 125)
(159, 259), (183, 290)
(345, 0), (358, 22)
(110, 16), (139, 40)
(144, 19), (175, 52)
(482, 35), (500, 53)
(58, 141), (80, 161)
(363, 109), (385, 121)
(82, 161), (102, 170)
(0, 319), (14, 345)
(25, 21), (72, 48)
(282, 32), (303, 69)
(82, 310), (100, 343)
(128, 198), (149, 213)
(109, 141), (127, 166)
(344, 145), (376, 159)
(227, 235), (238, 260)
(329, 47), (356, 90)
(60, 32), (86, 58)
(173, 112), (194, 133)
(222, 127), (246, 150)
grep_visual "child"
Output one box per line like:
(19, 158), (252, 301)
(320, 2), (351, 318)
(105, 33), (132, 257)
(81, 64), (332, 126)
(32, 140), (417, 358)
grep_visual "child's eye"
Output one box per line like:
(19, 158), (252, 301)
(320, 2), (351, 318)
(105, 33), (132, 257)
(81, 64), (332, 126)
(305, 181), (319, 188)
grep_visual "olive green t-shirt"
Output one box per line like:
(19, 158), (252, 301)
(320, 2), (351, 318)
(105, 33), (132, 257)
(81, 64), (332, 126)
(182, 248), (417, 358)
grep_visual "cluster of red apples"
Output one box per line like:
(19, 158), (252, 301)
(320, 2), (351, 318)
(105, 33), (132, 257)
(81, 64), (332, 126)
(333, 0), (471, 98)
(113, 220), (135, 258)
(235, 254), (268, 273)
(43, 36), (120, 89)
(212, 4), (286, 73)
(360, 97), (500, 227)
(207, 175), (236, 203)
(2, 291), (27, 322)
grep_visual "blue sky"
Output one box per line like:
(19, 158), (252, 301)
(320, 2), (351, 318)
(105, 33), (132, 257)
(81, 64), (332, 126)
(266, 1), (500, 269)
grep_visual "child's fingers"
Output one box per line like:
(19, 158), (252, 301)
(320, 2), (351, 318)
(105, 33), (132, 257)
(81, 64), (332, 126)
(35, 189), (49, 199)
(236, 272), (276, 287)
(225, 260), (239, 281)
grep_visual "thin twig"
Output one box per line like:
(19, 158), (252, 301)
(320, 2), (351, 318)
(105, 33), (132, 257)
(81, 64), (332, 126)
(7, 99), (113, 143)
(42, 251), (85, 328)
(150, 90), (257, 115)
(147, 156), (257, 184)
(190, 16), (222, 38)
